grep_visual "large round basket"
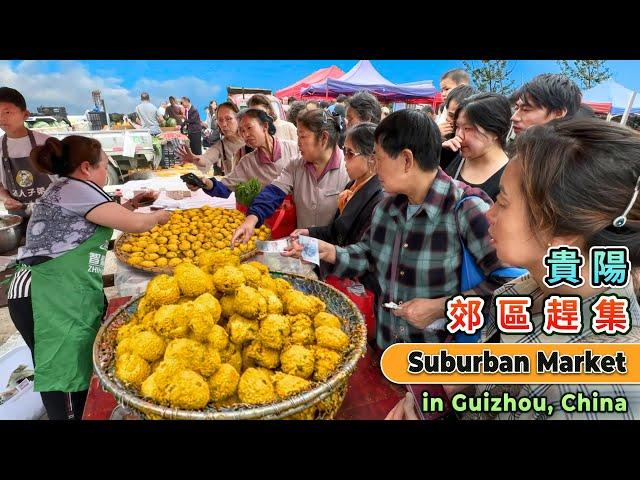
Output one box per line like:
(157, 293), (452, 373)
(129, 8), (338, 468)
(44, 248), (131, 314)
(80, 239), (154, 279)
(93, 273), (367, 420)
(115, 233), (259, 275)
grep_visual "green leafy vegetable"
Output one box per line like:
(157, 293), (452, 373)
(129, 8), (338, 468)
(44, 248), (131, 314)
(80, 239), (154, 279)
(235, 177), (262, 207)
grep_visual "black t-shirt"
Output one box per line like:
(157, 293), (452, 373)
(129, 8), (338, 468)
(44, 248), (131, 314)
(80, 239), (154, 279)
(445, 156), (506, 202)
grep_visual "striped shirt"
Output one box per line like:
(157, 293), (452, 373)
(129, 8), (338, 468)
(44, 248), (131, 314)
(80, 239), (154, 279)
(331, 167), (508, 349)
(467, 275), (640, 420)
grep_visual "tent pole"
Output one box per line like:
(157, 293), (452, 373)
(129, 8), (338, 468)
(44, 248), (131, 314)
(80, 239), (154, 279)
(606, 112), (613, 122)
(621, 91), (637, 126)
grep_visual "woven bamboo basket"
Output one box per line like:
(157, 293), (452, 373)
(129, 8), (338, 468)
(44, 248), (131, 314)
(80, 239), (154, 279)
(93, 273), (367, 420)
(114, 233), (258, 275)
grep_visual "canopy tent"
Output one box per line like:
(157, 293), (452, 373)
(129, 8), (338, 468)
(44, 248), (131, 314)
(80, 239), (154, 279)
(301, 60), (438, 103)
(398, 80), (443, 107)
(582, 79), (640, 115)
(275, 65), (345, 101)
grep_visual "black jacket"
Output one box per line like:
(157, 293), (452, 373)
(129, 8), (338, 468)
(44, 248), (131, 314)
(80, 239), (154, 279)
(308, 176), (384, 297)
(308, 175), (383, 246)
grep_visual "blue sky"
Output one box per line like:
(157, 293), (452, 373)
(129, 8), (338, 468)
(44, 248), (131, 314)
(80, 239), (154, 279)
(2, 60), (639, 116)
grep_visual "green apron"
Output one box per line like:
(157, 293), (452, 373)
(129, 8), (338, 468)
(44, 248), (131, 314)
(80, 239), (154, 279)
(23, 225), (113, 392)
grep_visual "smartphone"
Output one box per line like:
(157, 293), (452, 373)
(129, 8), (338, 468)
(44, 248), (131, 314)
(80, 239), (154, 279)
(180, 173), (206, 189)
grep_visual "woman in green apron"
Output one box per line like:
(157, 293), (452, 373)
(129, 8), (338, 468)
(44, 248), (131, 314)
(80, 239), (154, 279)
(7, 135), (170, 420)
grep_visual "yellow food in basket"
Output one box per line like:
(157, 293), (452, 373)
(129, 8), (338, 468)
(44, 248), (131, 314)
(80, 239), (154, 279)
(118, 207), (270, 271)
(113, 262), (352, 414)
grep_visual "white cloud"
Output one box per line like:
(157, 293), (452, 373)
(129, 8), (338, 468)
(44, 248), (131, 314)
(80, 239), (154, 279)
(0, 61), (221, 115)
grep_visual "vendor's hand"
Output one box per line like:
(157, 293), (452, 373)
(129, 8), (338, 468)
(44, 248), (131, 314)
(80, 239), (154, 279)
(385, 393), (420, 420)
(231, 215), (258, 245)
(2, 197), (24, 210)
(153, 210), (171, 225)
(130, 190), (159, 207)
(438, 121), (454, 137)
(281, 238), (303, 259)
(392, 297), (446, 330)
(442, 135), (463, 152)
(290, 228), (309, 239)
(176, 144), (198, 163)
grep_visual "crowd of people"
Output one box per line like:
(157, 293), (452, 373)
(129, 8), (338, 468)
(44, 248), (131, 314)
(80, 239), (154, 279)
(1, 65), (639, 421)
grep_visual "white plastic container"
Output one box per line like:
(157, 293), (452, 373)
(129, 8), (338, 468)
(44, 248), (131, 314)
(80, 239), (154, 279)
(0, 345), (45, 420)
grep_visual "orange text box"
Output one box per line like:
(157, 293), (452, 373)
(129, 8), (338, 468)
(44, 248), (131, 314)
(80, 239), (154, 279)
(380, 343), (640, 384)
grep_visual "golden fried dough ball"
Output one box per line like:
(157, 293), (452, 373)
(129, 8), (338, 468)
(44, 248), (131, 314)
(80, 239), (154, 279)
(219, 294), (236, 318)
(237, 368), (276, 405)
(272, 278), (293, 297)
(208, 363), (240, 402)
(313, 312), (342, 330)
(197, 249), (240, 274)
(174, 262), (213, 297)
(280, 345), (315, 380)
(185, 302), (216, 342)
(212, 265), (245, 294)
(164, 369), (210, 410)
(238, 264), (262, 289)
(313, 346), (342, 381)
(153, 304), (190, 339)
(193, 293), (222, 323)
(245, 341), (280, 370)
(144, 274), (180, 307)
(258, 314), (291, 350)
(315, 326), (349, 353)
(227, 314), (259, 345)
(207, 324), (229, 351)
(129, 330), (166, 362)
(258, 287), (283, 315)
(245, 261), (269, 276)
(234, 285), (267, 320)
(272, 372), (311, 398)
(283, 290), (325, 317)
(115, 352), (151, 388)
(288, 314), (315, 346)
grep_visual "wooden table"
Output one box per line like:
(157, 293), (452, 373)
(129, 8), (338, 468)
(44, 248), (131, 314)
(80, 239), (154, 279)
(83, 296), (407, 420)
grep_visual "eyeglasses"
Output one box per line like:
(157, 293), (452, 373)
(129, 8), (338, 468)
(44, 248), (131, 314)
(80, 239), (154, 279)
(343, 148), (363, 160)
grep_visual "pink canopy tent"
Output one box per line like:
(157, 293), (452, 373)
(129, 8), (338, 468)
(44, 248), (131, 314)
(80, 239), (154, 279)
(275, 65), (345, 101)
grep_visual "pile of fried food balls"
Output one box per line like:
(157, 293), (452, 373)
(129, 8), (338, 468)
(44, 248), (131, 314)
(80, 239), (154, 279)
(119, 207), (271, 269)
(114, 249), (351, 419)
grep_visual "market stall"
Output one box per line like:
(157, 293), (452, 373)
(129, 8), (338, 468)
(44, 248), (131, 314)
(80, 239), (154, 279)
(275, 65), (345, 101)
(301, 60), (438, 103)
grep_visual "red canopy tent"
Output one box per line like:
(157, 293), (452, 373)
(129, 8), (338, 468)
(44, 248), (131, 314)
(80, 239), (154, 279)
(276, 65), (345, 101)
(583, 101), (613, 114)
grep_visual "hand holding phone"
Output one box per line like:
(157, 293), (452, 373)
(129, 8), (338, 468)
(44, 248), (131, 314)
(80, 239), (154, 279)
(180, 173), (206, 189)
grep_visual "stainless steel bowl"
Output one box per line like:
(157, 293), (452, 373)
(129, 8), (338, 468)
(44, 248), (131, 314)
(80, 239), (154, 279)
(0, 214), (23, 254)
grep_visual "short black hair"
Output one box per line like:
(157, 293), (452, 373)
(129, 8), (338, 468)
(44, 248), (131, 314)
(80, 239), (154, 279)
(374, 109), (441, 171)
(347, 91), (382, 124)
(287, 101), (307, 125)
(454, 93), (513, 149)
(345, 122), (376, 157)
(336, 94), (348, 103)
(445, 85), (476, 109)
(140, 92), (150, 101)
(181, 96), (191, 103)
(0, 87), (27, 110)
(319, 100), (331, 109)
(514, 73), (582, 117)
(441, 69), (470, 85)
(422, 105), (434, 115)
